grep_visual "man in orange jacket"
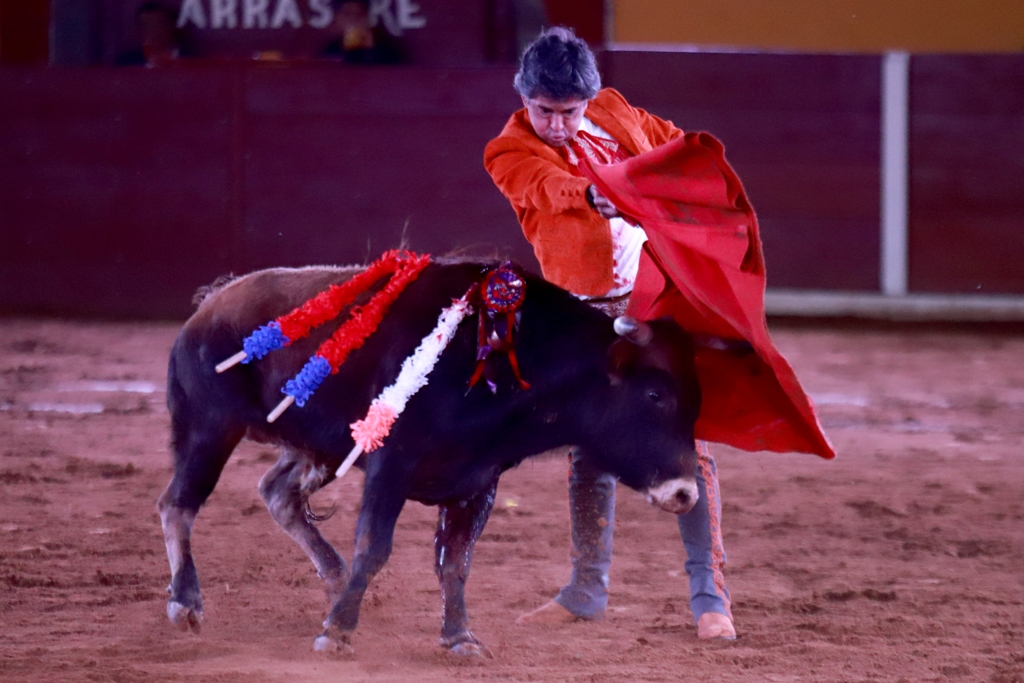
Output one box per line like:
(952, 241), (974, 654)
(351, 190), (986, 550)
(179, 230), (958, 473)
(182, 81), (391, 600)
(484, 27), (736, 640)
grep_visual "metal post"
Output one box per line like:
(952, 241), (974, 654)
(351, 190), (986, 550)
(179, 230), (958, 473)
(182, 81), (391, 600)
(880, 51), (910, 296)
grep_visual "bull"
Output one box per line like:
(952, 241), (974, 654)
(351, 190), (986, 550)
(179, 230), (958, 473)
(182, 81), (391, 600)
(157, 258), (703, 655)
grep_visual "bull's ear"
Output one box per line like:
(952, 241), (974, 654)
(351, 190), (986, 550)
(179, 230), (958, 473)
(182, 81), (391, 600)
(607, 337), (638, 385)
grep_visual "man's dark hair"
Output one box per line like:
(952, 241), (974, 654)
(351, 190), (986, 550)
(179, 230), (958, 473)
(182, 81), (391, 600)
(513, 26), (601, 101)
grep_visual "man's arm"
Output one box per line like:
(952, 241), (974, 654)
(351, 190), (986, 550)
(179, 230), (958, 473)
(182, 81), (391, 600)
(484, 137), (593, 216)
(484, 127), (615, 297)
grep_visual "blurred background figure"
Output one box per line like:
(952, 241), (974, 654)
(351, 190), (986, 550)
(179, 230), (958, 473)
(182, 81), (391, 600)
(115, 1), (181, 66)
(320, 0), (403, 65)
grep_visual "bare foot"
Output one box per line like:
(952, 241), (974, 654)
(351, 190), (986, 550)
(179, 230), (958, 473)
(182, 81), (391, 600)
(514, 600), (586, 625)
(697, 611), (736, 640)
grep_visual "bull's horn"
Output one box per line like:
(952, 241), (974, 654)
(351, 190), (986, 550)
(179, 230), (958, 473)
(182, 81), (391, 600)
(613, 316), (653, 346)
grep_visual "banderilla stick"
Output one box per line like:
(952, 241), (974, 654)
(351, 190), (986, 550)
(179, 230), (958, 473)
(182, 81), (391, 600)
(265, 398), (363, 477)
(266, 395), (294, 423)
(336, 444), (363, 479)
(215, 351), (248, 373)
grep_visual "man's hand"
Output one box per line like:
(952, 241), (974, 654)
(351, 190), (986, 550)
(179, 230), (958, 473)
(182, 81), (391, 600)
(587, 185), (621, 219)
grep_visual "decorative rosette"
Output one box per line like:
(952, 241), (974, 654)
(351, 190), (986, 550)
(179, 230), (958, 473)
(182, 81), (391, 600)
(482, 266), (526, 313)
(469, 262), (530, 392)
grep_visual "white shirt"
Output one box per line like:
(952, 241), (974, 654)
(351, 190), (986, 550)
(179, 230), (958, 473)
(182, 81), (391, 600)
(578, 117), (647, 299)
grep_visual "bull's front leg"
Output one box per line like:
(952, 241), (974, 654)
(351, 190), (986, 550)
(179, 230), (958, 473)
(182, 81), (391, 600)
(434, 479), (497, 656)
(314, 453), (408, 653)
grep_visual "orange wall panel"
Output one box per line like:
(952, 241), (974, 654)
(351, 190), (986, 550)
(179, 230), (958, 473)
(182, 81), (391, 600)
(613, 0), (1024, 53)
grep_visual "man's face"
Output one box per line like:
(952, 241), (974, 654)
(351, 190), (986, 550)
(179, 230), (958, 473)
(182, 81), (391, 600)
(522, 95), (588, 147)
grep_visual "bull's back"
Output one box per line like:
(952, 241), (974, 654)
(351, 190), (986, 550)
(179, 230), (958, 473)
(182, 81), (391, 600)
(166, 261), (493, 449)
(187, 266), (363, 339)
(166, 259), (614, 486)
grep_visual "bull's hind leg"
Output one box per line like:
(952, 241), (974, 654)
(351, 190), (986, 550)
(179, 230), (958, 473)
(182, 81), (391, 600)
(157, 419), (244, 633)
(258, 448), (349, 602)
(435, 479), (498, 656)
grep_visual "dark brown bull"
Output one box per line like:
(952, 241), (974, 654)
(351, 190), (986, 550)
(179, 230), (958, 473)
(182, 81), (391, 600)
(157, 259), (702, 654)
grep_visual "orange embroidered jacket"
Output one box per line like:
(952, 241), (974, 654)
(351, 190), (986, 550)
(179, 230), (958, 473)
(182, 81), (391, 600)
(484, 88), (683, 297)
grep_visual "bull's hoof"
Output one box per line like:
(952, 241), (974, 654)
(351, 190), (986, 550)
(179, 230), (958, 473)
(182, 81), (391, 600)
(440, 632), (489, 658)
(167, 601), (202, 634)
(313, 634), (354, 655)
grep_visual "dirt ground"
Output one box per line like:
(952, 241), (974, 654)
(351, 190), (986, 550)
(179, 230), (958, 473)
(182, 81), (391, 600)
(1, 316), (1022, 683)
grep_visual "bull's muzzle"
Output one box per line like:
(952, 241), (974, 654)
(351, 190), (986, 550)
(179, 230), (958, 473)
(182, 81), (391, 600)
(645, 477), (699, 515)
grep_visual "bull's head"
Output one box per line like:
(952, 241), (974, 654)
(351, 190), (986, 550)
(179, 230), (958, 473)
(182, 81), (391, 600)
(583, 316), (702, 515)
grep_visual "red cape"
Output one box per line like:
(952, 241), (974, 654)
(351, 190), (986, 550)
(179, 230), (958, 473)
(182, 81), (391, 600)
(582, 133), (835, 459)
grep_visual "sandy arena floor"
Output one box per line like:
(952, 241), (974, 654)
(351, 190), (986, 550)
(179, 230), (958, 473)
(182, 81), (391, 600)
(1, 317), (1022, 683)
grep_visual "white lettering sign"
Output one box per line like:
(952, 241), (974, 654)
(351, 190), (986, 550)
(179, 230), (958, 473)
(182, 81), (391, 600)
(177, 0), (207, 28)
(368, 0), (398, 35)
(369, 0), (426, 35)
(175, 0), (427, 35)
(211, 0), (238, 29)
(307, 0), (332, 29)
(242, 0), (270, 28)
(270, 0), (302, 28)
(397, 0), (425, 30)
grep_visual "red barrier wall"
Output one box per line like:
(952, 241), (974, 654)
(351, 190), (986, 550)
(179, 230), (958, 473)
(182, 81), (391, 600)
(909, 55), (1024, 294)
(2, 53), (1023, 319)
(604, 51), (883, 291)
(0, 65), (528, 318)
(0, 0), (50, 65)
